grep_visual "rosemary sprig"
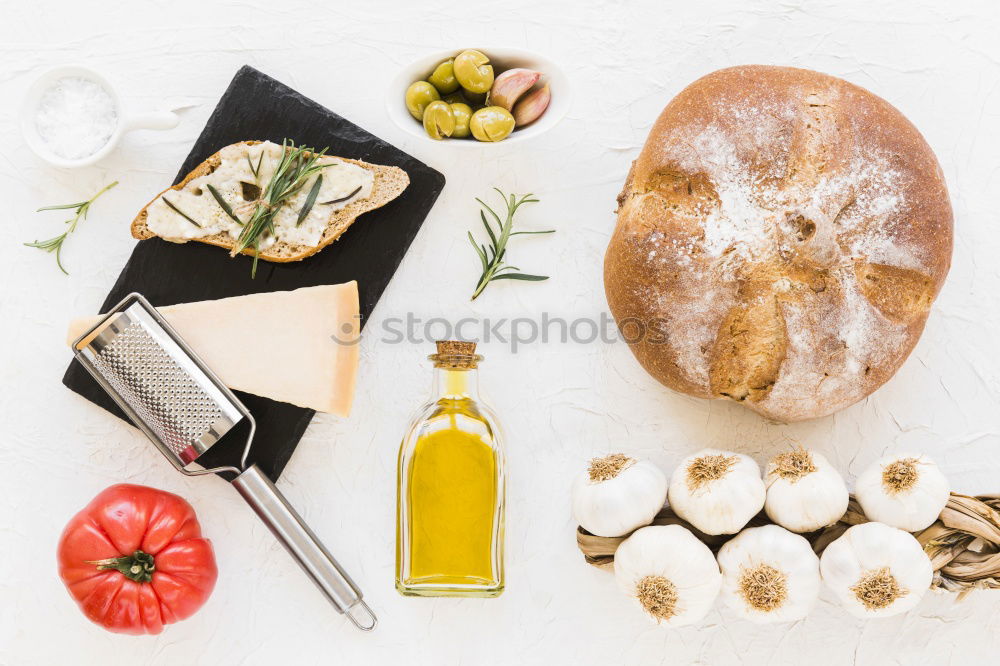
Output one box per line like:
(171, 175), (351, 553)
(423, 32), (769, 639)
(322, 185), (362, 206)
(231, 139), (333, 277)
(468, 189), (554, 300)
(205, 184), (242, 225)
(296, 174), (323, 227)
(162, 197), (202, 228)
(24, 181), (118, 274)
(246, 151), (263, 180)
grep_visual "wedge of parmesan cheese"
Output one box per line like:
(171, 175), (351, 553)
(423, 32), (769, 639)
(66, 283), (360, 416)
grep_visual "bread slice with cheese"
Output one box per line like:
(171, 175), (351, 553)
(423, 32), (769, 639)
(131, 140), (409, 263)
(67, 283), (361, 416)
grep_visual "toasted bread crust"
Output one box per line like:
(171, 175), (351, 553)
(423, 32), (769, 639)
(131, 140), (410, 262)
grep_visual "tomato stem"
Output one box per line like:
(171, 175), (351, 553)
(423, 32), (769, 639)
(85, 550), (156, 583)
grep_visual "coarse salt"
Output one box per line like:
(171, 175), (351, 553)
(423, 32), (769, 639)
(35, 77), (117, 160)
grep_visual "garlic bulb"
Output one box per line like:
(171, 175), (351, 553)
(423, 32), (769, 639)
(614, 525), (721, 626)
(667, 449), (765, 535)
(820, 521), (933, 618)
(572, 453), (667, 537)
(717, 525), (821, 623)
(764, 448), (849, 532)
(855, 453), (950, 532)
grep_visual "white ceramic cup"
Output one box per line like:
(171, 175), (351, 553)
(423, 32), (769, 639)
(21, 65), (179, 168)
(386, 47), (570, 147)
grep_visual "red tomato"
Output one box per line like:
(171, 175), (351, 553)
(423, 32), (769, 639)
(57, 484), (218, 635)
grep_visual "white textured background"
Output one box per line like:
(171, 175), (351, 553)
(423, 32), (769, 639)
(2, 1), (999, 664)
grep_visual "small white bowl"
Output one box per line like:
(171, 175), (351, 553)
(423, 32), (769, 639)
(21, 65), (179, 168)
(387, 47), (570, 146)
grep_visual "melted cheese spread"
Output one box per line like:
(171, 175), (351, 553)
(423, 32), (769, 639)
(145, 141), (374, 248)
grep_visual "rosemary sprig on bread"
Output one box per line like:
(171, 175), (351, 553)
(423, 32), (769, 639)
(131, 140), (410, 276)
(232, 140), (332, 276)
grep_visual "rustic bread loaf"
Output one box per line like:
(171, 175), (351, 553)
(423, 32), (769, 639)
(604, 65), (952, 422)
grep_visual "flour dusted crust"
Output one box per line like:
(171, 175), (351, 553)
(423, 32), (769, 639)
(605, 66), (952, 422)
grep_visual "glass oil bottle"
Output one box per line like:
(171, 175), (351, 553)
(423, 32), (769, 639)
(396, 340), (505, 597)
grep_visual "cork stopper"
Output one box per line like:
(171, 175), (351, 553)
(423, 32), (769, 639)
(436, 340), (476, 356)
(431, 340), (482, 369)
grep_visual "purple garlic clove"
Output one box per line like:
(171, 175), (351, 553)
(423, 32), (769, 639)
(488, 68), (542, 111)
(512, 84), (551, 127)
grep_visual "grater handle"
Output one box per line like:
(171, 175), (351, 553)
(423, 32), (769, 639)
(231, 464), (377, 632)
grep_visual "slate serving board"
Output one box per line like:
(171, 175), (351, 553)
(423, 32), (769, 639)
(63, 65), (444, 480)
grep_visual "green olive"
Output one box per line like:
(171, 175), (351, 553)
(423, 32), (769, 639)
(428, 59), (459, 95)
(450, 103), (473, 139)
(405, 81), (440, 121)
(463, 90), (487, 107)
(443, 90), (486, 107)
(453, 49), (494, 94)
(423, 101), (455, 140)
(470, 106), (515, 142)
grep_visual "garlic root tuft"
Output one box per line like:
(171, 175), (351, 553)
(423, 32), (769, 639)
(882, 458), (920, 494)
(850, 567), (908, 610)
(588, 453), (635, 482)
(686, 453), (737, 490)
(739, 564), (788, 612)
(771, 448), (816, 482)
(635, 575), (678, 622)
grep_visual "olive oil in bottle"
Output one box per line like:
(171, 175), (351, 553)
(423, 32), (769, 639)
(396, 341), (505, 597)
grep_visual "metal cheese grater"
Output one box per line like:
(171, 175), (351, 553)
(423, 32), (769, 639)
(72, 293), (376, 632)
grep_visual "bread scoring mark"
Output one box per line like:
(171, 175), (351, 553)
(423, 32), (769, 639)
(709, 293), (788, 402)
(630, 167), (722, 237)
(615, 161), (636, 213)
(644, 169), (719, 203)
(854, 261), (935, 322)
